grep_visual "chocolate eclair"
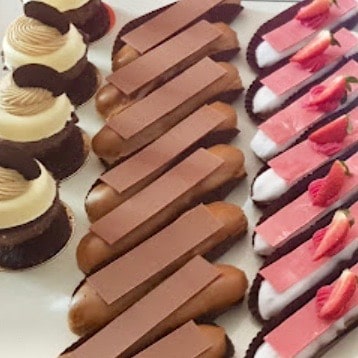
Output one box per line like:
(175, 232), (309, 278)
(2, 2), (99, 105)
(0, 69), (89, 180)
(0, 145), (73, 269)
(22, 0), (111, 42)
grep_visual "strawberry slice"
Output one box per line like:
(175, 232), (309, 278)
(295, 0), (334, 28)
(306, 76), (358, 112)
(308, 160), (350, 206)
(313, 210), (354, 260)
(316, 269), (357, 319)
(290, 30), (340, 71)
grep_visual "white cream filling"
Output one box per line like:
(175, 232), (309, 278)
(258, 239), (358, 320)
(0, 162), (56, 229)
(0, 93), (73, 142)
(255, 8), (358, 68)
(253, 187), (358, 256)
(251, 168), (288, 202)
(23, 0), (90, 12)
(254, 305), (358, 358)
(2, 23), (87, 73)
(251, 91), (358, 161)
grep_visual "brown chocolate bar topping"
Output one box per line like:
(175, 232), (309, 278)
(107, 20), (222, 96)
(65, 257), (220, 358)
(87, 204), (223, 304)
(106, 57), (227, 140)
(91, 148), (224, 245)
(121, 0), (224, 54)
(101, 104), (227, 194)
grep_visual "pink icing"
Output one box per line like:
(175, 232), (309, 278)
(264, 263), (358, 357)
(260, 203), (358, 293)
(261, 28), (358, 95)
(262, 0), (357, 53)
(254, 152), (358, 249)
(260, 60), (358, 146)
(268, 107), (358, 184)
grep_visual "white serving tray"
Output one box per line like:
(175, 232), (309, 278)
(0, 0), (357, 357)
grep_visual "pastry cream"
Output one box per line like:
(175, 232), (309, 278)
(23, 0), (91, 12)
(2, 16), (87, 73)
(0, 162), (57, 229)
(0, 75), (73, 142)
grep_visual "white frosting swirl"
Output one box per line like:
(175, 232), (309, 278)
(2, 17), (87, 73)
(23, 0), (91, 12)
(0, 162), (57, 229)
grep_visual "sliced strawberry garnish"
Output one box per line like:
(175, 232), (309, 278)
(290, 30), (340, 71)
(312, 210), (354, 260)
(306, 76), (358, 112)
(308, 160), (350, 206)
(316, 269), (357, 319)
(295, 0), (335, 28)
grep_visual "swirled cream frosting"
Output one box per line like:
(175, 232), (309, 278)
(23, 0), (90, 12)
(2, 16), (87, 73)
(0, 75), (73, 142)
(0, 162), (57, 229)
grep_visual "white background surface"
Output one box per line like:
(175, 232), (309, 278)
(0, 0), (357, 357)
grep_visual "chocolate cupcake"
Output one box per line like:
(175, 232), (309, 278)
(2, 2), (99, 105)
(0, 69), (89, 180)
(22, 0), (111, 42)
(0, 145), (73, 269)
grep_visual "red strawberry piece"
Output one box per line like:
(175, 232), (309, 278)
(295, 0), (333, 28)
(290, 30), (340, 71)
(308, 160), (349, 206)
(313, 210), (354, 260)
(316, 269), (357, 319)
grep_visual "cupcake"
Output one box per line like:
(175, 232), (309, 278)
(0, 67), (90, 180)
(2, 2), (99, 105)
(22, 0), (111, 42)
(0, 144), (73, 269)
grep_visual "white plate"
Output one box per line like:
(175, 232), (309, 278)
(0, 1), (357, 357)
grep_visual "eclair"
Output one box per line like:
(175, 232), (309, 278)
(70, 202), (247, 332)
(111, 0), (243, 68)
(93, 57), (243, 166)
(61, 256), (248, 357)
(246, 28), (358, 121)
(245, 265), (358, 358)
(251, 59), (358, 161)
(247, 0), (358, 73)
(249, 203), (358, 322)
(97, 20), (239, 118)
(78, 145), (246, 272)
(86, 102), (238, 222)
(252, 108), (358, 206)
(253, 155), (358, 256)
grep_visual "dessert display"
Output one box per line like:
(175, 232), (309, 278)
(0, 67), (89, 180)
(93, 57), (243, 166)
(246, 28), (358, 121)
(70, 202), (247, 332)
(251, 59), (358, 161)
(78, 145), (246, 272)
(60, 256), (248, 357)
(252, 109), (358, 206)
(249, 204), (357, 322)
(245, 266), (358, 358)
(2, 2), (99, 106)
(22, 0), (112, 42)
(247, 0), (358, 73)
(86, 102), (238, 222)
(0, 144), (72, 269)
(253, 156), (358, 256)
(96, 20), (240, 118)
(132, 321), (233, 358)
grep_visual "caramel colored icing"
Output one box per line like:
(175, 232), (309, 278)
(0, 167), (29, 201)
(0, 77), (55, 116)
(6, 16), (66, 56)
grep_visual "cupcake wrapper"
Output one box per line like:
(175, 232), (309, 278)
(111, 1), (243, 60)
(245, 54), (358, 123)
